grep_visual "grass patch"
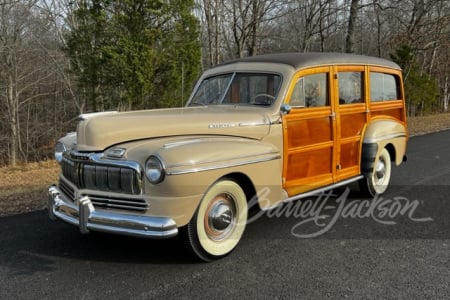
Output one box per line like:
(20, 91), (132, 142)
(0, 160), (59, 191)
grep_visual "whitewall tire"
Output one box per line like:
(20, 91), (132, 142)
(182, 179), (248, 262)
(360, 148), (392, 197)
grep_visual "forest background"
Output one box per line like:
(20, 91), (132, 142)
(1, 0), (450, 167)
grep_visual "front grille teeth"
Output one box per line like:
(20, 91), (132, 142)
(58, 154), (147, 212)
(59, 178), (75, 200)
(87, 194), (148, 212)
(61, 157), (141, 195)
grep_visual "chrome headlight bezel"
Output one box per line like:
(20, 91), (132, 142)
(54, 142), (67, 163)
(145, 155), (165, 184)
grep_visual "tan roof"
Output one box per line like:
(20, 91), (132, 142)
(220, 52), (401, 70)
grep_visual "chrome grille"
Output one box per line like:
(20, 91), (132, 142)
(59, 178), (75, 200)
(61, 156), (141, 195)
(87, 194), (148, 211)
(58, 178), (148, 212)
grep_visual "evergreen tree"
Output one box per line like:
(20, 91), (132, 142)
(391, 45), (439, 116)
(66, 0), (201, 111)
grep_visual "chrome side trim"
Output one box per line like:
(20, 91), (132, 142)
(163, 138), (207, 149)
(163, 137), (269, 149)
(48, 185), (178, 238)
(166, 153), (281, 175)
(238, 120), (270, 126)
(167, 150), (279, 169)
(363, 133), (407, 144)
(262, 175), (364, 211)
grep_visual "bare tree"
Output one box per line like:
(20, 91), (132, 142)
(0, 0), (78, 166)
(435, 47), (450, 112)
(294, 0), (341, 52)
(222, 0), (278, 58)
(200, 0), (224, 67)
(345, 0), (359, 53)
(0, 0), (39, 166)
(1, 0), (450, 166)
(38, 0), (85, 114)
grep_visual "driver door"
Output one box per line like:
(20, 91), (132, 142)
(282, 67), (337, 196)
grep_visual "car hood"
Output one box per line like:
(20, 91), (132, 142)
(75, 107), (272, 151)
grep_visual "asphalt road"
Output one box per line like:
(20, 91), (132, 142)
(1, 130), (449, 299)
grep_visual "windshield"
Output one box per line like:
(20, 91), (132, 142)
(188, 72), (282, 107)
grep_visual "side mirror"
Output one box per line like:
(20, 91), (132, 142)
(280, 104), (291, 115)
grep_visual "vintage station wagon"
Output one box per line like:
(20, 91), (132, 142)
(48, 52), (408, 261)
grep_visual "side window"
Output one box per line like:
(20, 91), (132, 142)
(338, 72), (363, 104)
(370, 72), (399, 101)
(289, 73), (329, 107)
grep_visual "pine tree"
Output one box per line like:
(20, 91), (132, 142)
(65, 0), (201, 111)
(391, 45), (439, 116)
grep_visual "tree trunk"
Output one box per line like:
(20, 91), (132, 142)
(345, 0), (359, 53)
(7, 74), (18, 167)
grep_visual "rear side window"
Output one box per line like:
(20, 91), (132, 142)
(338, 72), (363, 104)
(370, 72), (399, 101)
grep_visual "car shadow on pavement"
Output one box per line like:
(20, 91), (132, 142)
(0, 209), (197, 275)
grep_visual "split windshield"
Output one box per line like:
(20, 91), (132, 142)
(188, 72), (282, 107)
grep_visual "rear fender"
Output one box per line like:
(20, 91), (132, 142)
(361, 119), (408, 175)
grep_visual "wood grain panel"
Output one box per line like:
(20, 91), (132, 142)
(287, 117), (332, 148)
(340, 112), (365, 139)
(286, 147), (332, 181)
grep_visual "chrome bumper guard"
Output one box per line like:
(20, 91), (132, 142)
(48, 185), (178, 238)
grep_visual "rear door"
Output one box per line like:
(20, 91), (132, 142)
(334, 66), (367, 181)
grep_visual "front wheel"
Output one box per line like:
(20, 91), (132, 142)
(181, 179), (248, 262)
(360, 148), (392, 197)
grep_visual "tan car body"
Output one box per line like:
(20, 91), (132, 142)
(48, 52), (407, 259)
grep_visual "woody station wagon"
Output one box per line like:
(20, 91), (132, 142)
(48, 52), (408, 261)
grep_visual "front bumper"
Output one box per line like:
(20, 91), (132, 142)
(48, 185), (178, 238)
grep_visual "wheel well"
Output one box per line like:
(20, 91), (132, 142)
(361, 142), (396, 176)
(222, 172), (258, 205)
(385, 143), (396, 162)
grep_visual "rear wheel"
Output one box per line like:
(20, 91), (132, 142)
(181, 179), (248, 262)
(360, 148), (392, 197)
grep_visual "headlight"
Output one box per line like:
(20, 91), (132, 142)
(145, 156), (165, 184)
(54, 142), (67, 163)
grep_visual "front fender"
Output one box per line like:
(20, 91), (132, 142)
(123, 136), (283, 225)
(156, 137), (280, 175)
(158, 137), (283, 214)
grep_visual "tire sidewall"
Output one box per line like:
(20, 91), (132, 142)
(189, 179), (248, 260)
(369, 148), (392, 195)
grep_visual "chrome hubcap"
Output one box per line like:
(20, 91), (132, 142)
(210, 202), (232, 230)
(375, 158), (386, 184)
(205, 194), (236, 241)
